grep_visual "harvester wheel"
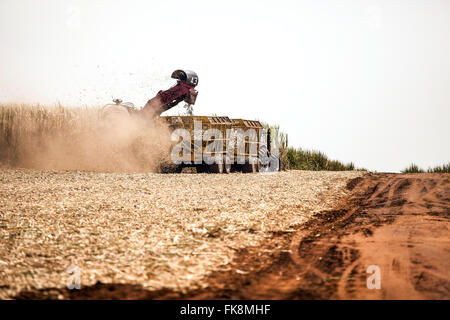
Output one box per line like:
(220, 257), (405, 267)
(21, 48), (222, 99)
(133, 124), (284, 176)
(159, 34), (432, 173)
(252, 160), (261, 173)
(195, 164), (208, 173)
(159, 162), (183, 173)
(242, 159), (260, 173)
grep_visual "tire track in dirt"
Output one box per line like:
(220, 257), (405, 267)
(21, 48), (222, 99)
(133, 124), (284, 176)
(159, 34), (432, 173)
(16, 173), (450, 299)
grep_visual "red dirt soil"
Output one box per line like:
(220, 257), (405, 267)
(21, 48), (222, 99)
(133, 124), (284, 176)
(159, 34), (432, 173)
(16, 173), (450, 300)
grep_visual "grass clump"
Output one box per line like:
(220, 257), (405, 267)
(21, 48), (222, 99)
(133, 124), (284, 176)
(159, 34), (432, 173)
(262, 123), (361, 171)
(401, 163), (425, 173)
(286, 147), (358, 171)
(427, 163), (450, 173)
(401, 163), (450, 173)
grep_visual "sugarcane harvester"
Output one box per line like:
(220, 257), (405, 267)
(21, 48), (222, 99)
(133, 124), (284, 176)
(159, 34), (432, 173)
(101, 69), (280, 173)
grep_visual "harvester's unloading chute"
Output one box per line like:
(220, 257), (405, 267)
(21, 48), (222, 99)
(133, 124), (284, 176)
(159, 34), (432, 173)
(142, 69), (199, 117)
(101, 69), (199, 120)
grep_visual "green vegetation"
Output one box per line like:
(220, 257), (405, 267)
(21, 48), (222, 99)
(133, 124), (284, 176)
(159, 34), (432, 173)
(428, 163), (450, 173)
(285, 147), (357, 171)
(402, 162), (450, 173)
(401, 163), (424, 173)
(263, 122), (362, 171)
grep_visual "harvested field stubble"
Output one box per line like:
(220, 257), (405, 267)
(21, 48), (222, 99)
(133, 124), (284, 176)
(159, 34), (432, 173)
(0, 169), (363, 299)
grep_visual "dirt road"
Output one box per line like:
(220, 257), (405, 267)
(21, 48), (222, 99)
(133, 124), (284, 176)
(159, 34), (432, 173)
(173, 172), (449, 300)
(13, 172), (450, 299)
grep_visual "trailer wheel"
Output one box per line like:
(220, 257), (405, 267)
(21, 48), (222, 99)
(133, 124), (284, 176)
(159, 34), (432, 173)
(252, 160), (261, 173)
(208, 162), (224, 174)
(242, 159), (260, 173)
(224, 157), (232, 174)
(175, 164), (184, 173)
(195, 164), (208, 173)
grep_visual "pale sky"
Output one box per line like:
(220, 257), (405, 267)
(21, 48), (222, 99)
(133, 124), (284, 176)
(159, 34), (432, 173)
(0, 0), (449, 172)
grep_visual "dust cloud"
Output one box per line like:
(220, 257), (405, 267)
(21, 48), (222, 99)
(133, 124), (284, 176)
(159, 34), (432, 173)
(0, 105), (174, 172)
